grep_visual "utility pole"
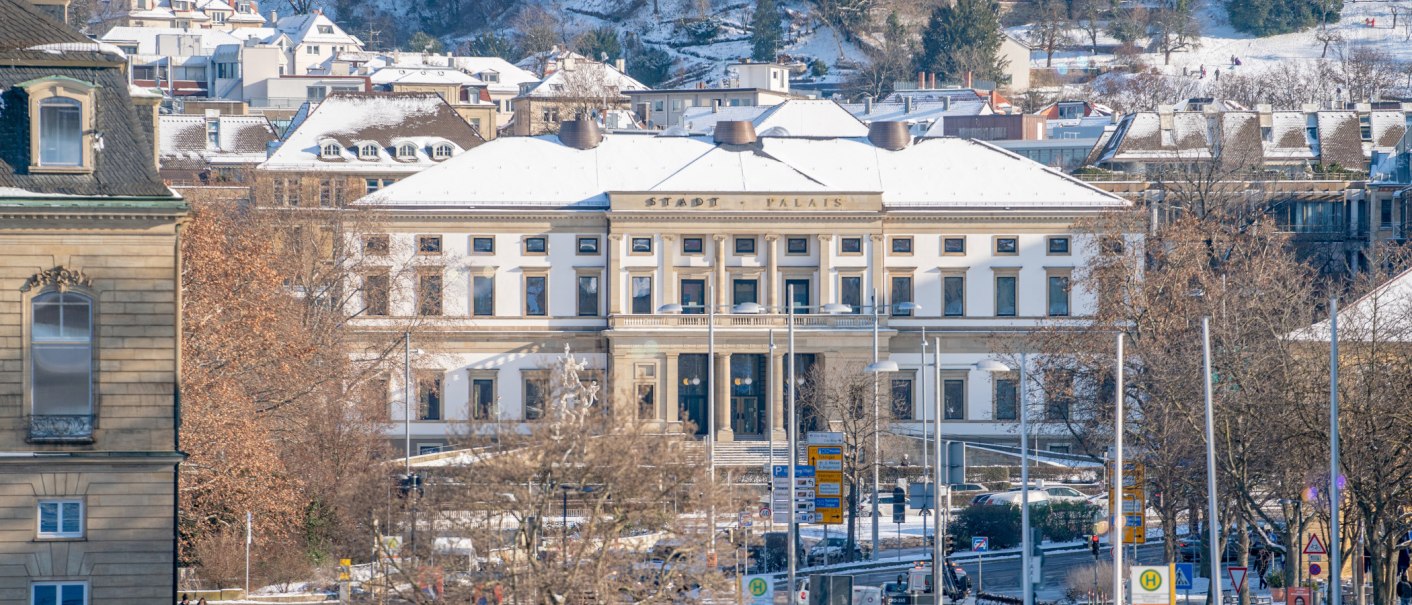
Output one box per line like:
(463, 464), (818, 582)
(1202, 317), (1223, 605)
(1330, 297), (1342, 605)
(1113, 333), (1125, 605)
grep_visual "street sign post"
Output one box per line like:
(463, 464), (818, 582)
(1229, 567), (1248, 593)
(808, 441), (844, 525)
(1108, 460), (1147, 544)
(1303, 534), (1327, 555)
(772, 465), (816, 524)
(1131, 565), (1175, 605)
(973, 536), (989, 593)
(972, 537), (989, 552)
(1175, 562), (1194, 605)
(743, 575), (773, 605)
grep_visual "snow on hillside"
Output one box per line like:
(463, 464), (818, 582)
(1018, 0), (1412, 86)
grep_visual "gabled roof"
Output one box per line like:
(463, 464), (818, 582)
(160, 114), (277, 164)
(260, 92), (484, 173)
(275, 12), (361, 47)
(674, 100), (868, 137)
(362, 132), (1128, 211)
(519, 57), (646, 99)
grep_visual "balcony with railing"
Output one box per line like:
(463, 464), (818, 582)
(609, 313), (879, 330)
(28, 415), (94, 443)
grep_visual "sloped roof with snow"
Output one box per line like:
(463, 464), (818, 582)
(361, 132), (1128, 211)
(370, 66), (482, 86)
(1295, 268), (1412, 343)
(275, 13), (361, 47)
(160, 114), (277, 166)
(100, 26), (239, 55)
(520, 58), (647, 99)
(260, 92), (483, 173)
(675, 100), (867, 137)
(845, 100), (992, 127)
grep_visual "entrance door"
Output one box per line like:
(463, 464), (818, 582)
(678, 354), (708, 436)
(730, 354), (767, 437)
(785, 279), (811, 313)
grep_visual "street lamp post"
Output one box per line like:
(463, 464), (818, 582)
(970, 358), (1024, 605)
(867, 295), (918, 559)
(1202, 317), (1223, 605)
(1113, 333), (1125, 605)
(1329, 297), (1341, 605)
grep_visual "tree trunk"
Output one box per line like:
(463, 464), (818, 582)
(845, 473), (859, 563)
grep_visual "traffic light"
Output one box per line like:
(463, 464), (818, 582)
(943, 535), (956, 556)
(397, 473), (424, 498)
(1090, 534), (1101, 557)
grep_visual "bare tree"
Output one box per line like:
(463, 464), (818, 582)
(1072, 0), (1110, 54)
(1147, 3), (1200, 66)
(1028, 0), (1075, 68)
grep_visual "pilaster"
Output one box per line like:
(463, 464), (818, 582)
(715, 352), (734, 442)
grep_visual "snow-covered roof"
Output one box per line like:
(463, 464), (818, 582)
(197, 0), (234, 11)
(260, 92), (484, 173)
(843, 100), (992, 128)
(275, 12), (361, 47)
(519, 56), (646, 99)
(674, 100), (868, 137)
(362, 132), (1128, 211)
(1295, 267), (1412, 343)
(160, 114), (277, 164)
(370, 66), (482, 87)
(100, 26), (239, 55)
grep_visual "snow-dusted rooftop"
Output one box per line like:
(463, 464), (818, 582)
(160, 114), (277, 166)
(100, 26), (239, 55)
(674, 100), (868, 137)
(363, 131), (1128, 211)
(370, 66), (482, 87)
(261, 92), (484, 173)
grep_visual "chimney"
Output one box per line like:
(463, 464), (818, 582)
(864, 97), (873, 115)
(713, 120), (758, 145)
(918, 71), (925, 90)
(615, 58), (625, 73)
(867, 121), (911, 150)
(312, 8), (320, 15)
(558, 119), (602, 150)
(929, 72), (937, 90)
(712, 99), (721, 113)
(270, 9), (277, 21)
(904, 96), (914, 114)
(965, 71), (973, 88)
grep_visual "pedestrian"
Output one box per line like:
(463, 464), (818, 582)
(492, 583), (504, 605)
(1215, 68), (1221, 80)
(179, 594), (190, 605)
(197, 598), (208, 605)
(1398, 577), (1411, 605)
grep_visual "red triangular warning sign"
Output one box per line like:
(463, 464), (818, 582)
(1229, 567), (1248, 591)
(1303, 534), (1327, 555)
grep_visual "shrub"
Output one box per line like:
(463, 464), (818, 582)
(952, 504), (1021, 550)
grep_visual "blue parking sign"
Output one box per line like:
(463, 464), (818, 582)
(1175, 563), (1194, 591)
(972, 536), (989, 552)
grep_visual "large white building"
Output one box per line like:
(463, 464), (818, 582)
(353, 118), (1130, 461)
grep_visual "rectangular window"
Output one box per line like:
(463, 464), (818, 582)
(785, 278), (810, 312)
(417, 270), (442, 316)
(525, 276), (547, 316)
(1046, 374), (1072, 421)
(631, 237), (653, 254)
(38, 100), (82, 167)
(996, 275), (1017, 317)
(577, 275), (600, 316)
(364, 178), (381, 193)
(637, 383), (656, 419)
(943, 237), (966, 255)
(840, 276), (862, 315)
(1382, 199), (1394, 228)
(734, 237), (756, 255)
(631, 276), (653, 314)
(471, 378), (495, 421)
(362, 273), (389, 317)
(890, 276), (913, 316)
(681, 279), (706, 314)
(416, 373), (442, 421)
(1048, 275), (1070, 317)
(417, 235), (442, 255)
(890, 378), (914, 420)
(995, 378), (1018, 420)
(995, 237), (1018, 255)
(840, 237), (862, 254)
(577, 237), (600, 255)
(732, 279), (759, 306)
(363, 234), (389, 256)
(318, 178), (335, 207)
(472, 275), (495, 316)
(524, 237), (547, 254)
(786, 237), (809, 255)
(891, 237), (913, 254)
(37, 500), (83, 538)
(682, 237), (704, 255)
(1047, 236), (1071, 255)
(943, 275), (965, 317)
(943, 379), (965, 420)
(472, 236), (495, 254)
(524, 376), (545, 420)
(31, 582), (86, 605)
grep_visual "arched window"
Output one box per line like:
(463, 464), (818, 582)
(359, 144), (379, 159)
(30, 291), (94, 438)
(432, 144), (453, 160)
(320, 142), (341, 158)
(397, 144), (416, 159)
(38, 98), (83, 166)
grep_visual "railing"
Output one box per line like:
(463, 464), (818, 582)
(28, 415), (94, 442)
(610, 313), (877, 330)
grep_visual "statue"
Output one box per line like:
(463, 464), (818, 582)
(548, 344), (599, 425)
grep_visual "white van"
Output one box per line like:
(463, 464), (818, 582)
(794, 578), (885, 605)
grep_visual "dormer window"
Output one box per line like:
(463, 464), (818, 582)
(318, 25), (334, 34)
(38, 98), (82, 167)
(320, 142), (342, 158)
(358, 144), (379, 160)
(21, 76), (97, 174)
(432, 144), (453, 160)
(397, 143), (417, 159)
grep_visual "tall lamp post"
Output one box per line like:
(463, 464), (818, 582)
(866, 293), (918, 558)
(1201, 317), (1223, 605)
(1328, 297), (1341, 605)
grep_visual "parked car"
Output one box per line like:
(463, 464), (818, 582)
(970, 493), (995, 506)
(807, 536), (869, 565)
(948, 483), (988, 496)
(796, 577), (884, 605)
(983, 489), (1052, 506)
(1041, 485), (1089, 502)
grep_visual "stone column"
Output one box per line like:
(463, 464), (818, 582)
(765, 234), (779, 310)
(665, 353), (682, 432)
(770, 348), (786, 441)
(869, 234), (886, 303)
(662, 234), (677, 304)
(607, 233), (623, 315)
(715, 352), (734, 442)
(817, 234), (833, 307)
(713, 234), (728, 308)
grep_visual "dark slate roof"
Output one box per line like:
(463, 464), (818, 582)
(0, 0), (173, 199)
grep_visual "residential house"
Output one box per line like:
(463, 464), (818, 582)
(159, 111), (277, 191)
(0, 3), (186, 605)
(368, 66), (497, 138)
(626, 61), (805, 129)
(88, 0), (264, 35)
(511, 50), (646, 135)
(274, 10), (363, 76)
(256, 92), (484, 206)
